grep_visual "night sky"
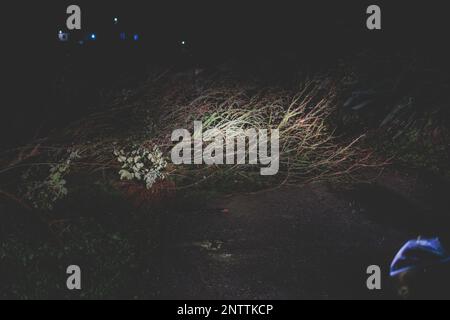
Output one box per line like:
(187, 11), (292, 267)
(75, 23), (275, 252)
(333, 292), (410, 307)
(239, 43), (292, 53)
(3, 1), (450, 146)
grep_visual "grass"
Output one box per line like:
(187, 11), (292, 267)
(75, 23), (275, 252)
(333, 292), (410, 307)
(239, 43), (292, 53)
(0, 181), (164, 299)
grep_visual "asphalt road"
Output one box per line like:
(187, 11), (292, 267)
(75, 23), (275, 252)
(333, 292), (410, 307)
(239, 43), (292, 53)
(157, 182), (411, 299)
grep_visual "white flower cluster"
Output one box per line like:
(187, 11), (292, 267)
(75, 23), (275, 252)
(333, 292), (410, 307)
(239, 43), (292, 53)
(114, 146), (167, 189)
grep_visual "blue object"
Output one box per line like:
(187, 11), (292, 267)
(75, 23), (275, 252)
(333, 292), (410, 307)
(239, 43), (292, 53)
(90, 33), (96, 40)
(120, 32), (126, 40)
(390, 238), (450, 277)
(133, 34), (139, 41)
(58, 31), (69, 42)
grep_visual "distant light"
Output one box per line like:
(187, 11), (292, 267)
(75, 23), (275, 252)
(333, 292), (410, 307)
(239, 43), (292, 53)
(90, 33), (96, 40)
(114, 17), (119, 24)
(133, 34), (139, 41)
(58, 31), (69, 42)
(181, 41), (186, 45)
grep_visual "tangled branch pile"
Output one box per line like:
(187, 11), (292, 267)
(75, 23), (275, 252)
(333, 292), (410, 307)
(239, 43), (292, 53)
(0, 71), (381, 210)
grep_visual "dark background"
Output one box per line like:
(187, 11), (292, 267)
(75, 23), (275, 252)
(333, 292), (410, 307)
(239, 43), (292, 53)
(3, 1), (450, 147)
(1, 1), (450, 300)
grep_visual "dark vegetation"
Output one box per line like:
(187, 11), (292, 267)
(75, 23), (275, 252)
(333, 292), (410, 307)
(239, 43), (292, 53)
(1, 1), (450, 299)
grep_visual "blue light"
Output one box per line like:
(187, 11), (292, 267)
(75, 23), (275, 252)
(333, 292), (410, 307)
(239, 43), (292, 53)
(133, 34), (139, 41)
(90, 33), (96, 40)
(58, 32), (69, 42)
(120, 32), (126, 40)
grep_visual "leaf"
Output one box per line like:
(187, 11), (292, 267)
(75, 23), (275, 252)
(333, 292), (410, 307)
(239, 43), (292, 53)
(119, 170), (134, 180)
